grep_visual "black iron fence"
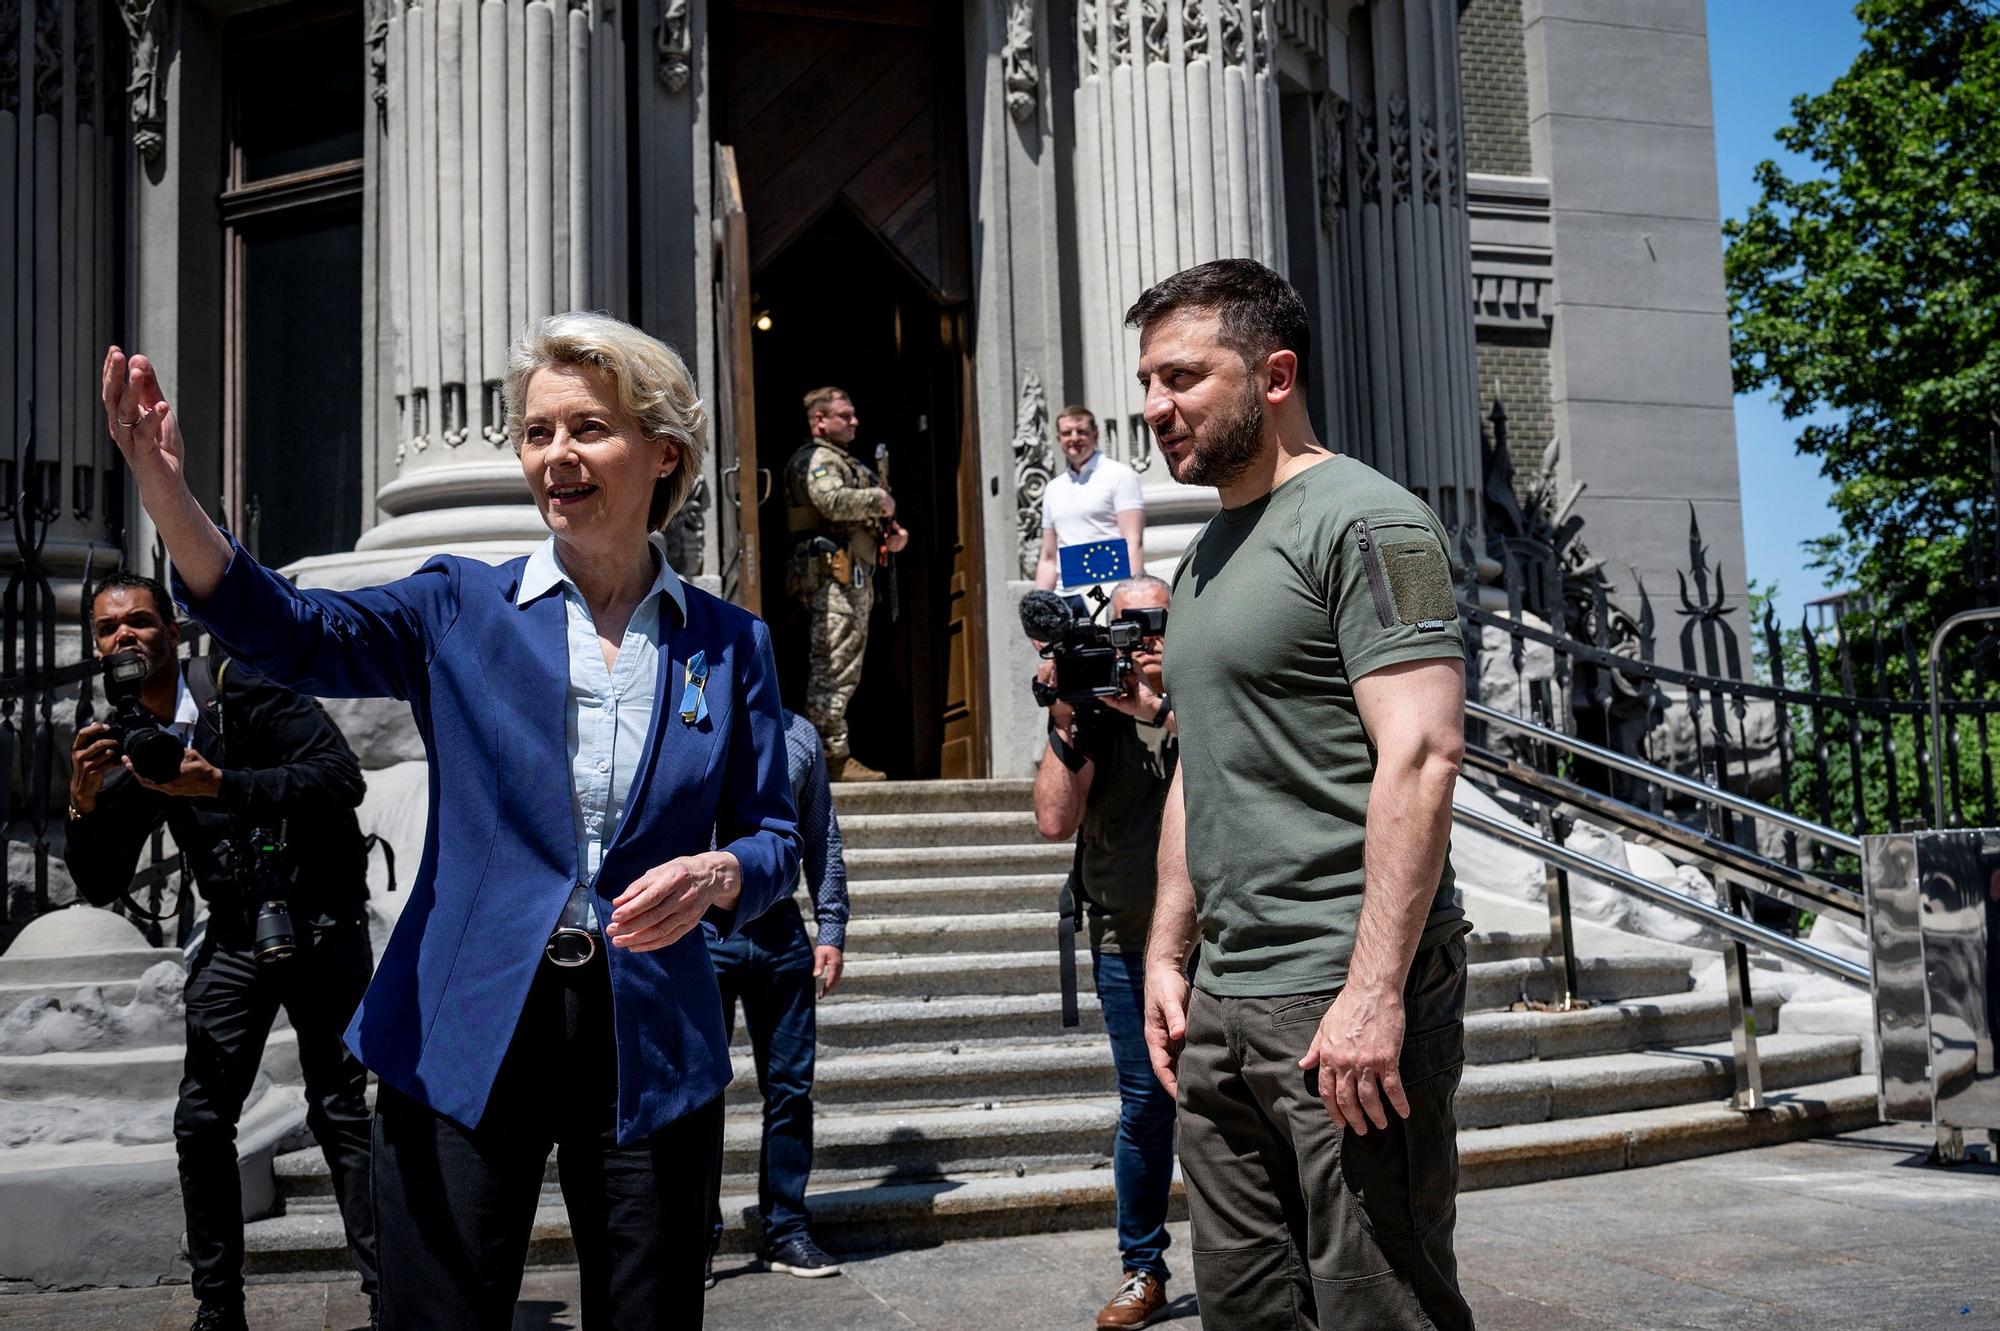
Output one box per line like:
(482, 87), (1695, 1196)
(1465, 399), (2000, 875)
(0, 423), (194, 948)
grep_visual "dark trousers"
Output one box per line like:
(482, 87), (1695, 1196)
(176, 914), (377, 1307)
(370, 953), (722, 1331)
(1093, 948), (1176, 1280)
(706, 908), (818, 1247)
(1178, 938), (1472, 1331)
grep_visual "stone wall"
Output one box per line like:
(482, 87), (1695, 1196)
(1459, 0), (1534, 177)
(1477, 336), (1556, 480)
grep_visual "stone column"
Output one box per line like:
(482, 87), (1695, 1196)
(351, 0), (629, 555)
(1319, 0), (1482, 540)
(1070, 0), (1286, 479)
(1, 0), (124, 585)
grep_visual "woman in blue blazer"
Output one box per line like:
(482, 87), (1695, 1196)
(101, 314), (800, 1330)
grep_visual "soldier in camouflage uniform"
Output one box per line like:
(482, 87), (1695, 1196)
(785, 387), (908, 782)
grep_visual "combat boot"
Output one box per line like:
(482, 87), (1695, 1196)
(827, 753), (886, 782)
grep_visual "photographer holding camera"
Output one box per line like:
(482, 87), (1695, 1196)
(65, 570), (378, 1331)
(1031, 575), (1177, 1330)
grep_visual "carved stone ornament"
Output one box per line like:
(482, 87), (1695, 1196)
(1078, 0), (1098, 79)
(1141, 0), (1167, 64)
(1002, 0), (1037, 122)
(75, 0), (96, 124)
(0, 0), (17, 115)
(1219, 0), (1244, 66)
(1420, 107), (1441, 204)
(1011, 371), (1051, 579)
(1110, 1), (1130, 67)
(1355, 99), (1379, 204)
(657, 0), (690, 94)
(366, 0), (389, 113)
(1387, 92), (1411, 205)
(33, 0), (60, 116)
(663, 473), (707, 578)
(1181, 0), (1207, 60)
(1316, 92), (1344, 233)
(118, 0), (167, 161)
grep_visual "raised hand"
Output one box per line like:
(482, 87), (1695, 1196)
(101, 348), (187, 494)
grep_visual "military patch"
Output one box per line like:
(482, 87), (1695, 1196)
(811, 466), (831, 480)
(1381, 538), (1457, 629)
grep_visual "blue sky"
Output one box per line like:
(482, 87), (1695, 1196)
(1705, 0), (1865, 627)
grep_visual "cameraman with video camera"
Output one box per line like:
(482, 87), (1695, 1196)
(1030, 574), (1177, 1329)
(64, 570), (378, 1331)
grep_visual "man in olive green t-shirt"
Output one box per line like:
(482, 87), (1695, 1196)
(1130, 259), (1473, 1331)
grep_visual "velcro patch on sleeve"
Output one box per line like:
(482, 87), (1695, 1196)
(1381, 539), (1457, 627)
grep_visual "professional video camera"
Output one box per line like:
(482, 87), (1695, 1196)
(98, 649), (187, 784)
(1020, 588), (1168, 706)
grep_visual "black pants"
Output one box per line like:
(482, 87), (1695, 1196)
(176, 913), (377, 1307)
(706, 909), (818, 1248)
(1178, 938), (1472, 1331)
(371, 953), (722, 1331)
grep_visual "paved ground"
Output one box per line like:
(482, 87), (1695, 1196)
(4, 1125), (1998, 1330)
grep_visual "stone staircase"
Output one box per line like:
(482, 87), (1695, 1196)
(243, 778), (1878, 1275)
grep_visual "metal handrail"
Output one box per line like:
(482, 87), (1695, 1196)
(1930, 607), (2000, 830)
(1453, 803), (1872, 988)
(1466, 699), (1864, 858)
(1463, 744), (1865, 921)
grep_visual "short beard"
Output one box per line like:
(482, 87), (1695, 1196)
(1169, 379), (1265, 490)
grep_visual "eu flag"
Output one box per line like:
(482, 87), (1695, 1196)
(1058, 538), (1131, 588)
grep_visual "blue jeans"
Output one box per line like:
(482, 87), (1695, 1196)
(706, 907), (818, 1246)
(1094, 948), (1176, 1279)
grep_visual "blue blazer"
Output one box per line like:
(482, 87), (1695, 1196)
(179, 538), (800, 1143)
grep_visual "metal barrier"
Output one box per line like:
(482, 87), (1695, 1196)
(1455, 701), (1872, 1113)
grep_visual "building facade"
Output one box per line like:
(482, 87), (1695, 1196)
(2, 0), (1744, 779)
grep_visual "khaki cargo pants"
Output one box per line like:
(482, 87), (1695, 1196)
(802, 573), (873, 761)
(1178, 937), (1472, 1330)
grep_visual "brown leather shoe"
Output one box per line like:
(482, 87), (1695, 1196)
(1096, 1270), (1166, 1329)
(827, 754), (886, 782)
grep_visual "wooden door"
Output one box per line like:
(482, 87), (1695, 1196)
(711, 143), (764, 614)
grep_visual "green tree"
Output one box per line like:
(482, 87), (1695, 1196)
(1725, 0), (2000, 633)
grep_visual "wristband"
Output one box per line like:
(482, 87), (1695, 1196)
(1047, 725), (1086, 772)
(1142, 692), (1172, 728)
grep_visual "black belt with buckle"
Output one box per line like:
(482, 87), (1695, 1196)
(546, 882), (601, 968)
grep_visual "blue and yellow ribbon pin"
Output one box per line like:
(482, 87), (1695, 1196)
(679, 651), (710, 725)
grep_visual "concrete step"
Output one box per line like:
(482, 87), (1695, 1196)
(832, 910), (1054, 957)
(845, 873), (1068, 918)
(832, 779), (1035, 816)
(0, 977), (144, 1008)
(837, 813), (1043, 850)
(0, 947), (182, 986)
(745, 985), (1775, 1059)
(825, 948), (1694, 1007)
(842, 843), (1076, 881)
(247, 1074), (1878, 1271)
(0, 1025), (299, 1101)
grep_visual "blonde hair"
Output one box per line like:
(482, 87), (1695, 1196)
(503, 311), (707, 531)
(802, 385), (851, 425)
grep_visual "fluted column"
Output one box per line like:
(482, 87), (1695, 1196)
(1071, 0), (1285, 468)
(357, 0), (628, 552)
(1323, 0), (1481, 540)
(1, 0), (123, 581)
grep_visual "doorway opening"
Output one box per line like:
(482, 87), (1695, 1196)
(749, 207), (965, 779)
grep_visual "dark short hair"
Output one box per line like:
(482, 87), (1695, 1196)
(87, 569), (175, 625)
(1123, 258), (1311, 378)
(1056, 404), (1096, 427)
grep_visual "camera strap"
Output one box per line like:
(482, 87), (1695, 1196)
(1056, 839), (1085, 1029)
(184, 656), (230, 751)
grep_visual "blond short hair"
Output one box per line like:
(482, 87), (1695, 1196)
(503, 311), (707, 531)
(802, 385), (851, 425)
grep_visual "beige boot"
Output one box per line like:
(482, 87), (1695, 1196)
(827, 753), (886, 782)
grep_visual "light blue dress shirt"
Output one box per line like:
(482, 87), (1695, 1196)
(515, 533), (687, 926)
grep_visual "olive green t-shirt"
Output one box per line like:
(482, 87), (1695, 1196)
(1164, 454), (1467, 997)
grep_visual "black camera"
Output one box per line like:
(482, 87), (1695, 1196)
(1020, 589), (1168, 705)
(242, 824), (297, 964)
(98, 649), (187, 784)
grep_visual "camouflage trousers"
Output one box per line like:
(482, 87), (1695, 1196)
(802, 574), (874, 760)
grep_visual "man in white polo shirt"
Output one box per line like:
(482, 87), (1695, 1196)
(1034, 405), (1147, 591)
